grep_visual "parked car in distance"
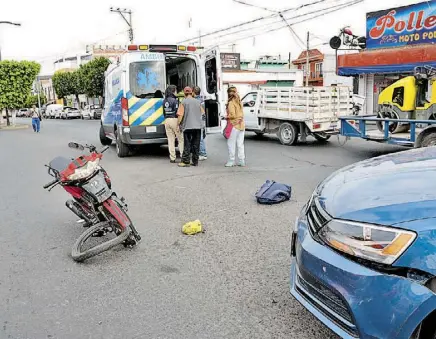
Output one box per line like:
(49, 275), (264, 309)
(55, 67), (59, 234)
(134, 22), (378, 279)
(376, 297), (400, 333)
(81, 108), (91, 120)
(40, 105), (47, 118)
(90, 105), (102, 120)
(46, 104), (63, 119)
(61, 107), (81, 119)
(17, 108), (30, 117)
(290, 147), (436, 339)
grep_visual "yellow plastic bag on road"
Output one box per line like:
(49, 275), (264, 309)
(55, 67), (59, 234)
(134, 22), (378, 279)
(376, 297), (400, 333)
(182, 220), (203, 235)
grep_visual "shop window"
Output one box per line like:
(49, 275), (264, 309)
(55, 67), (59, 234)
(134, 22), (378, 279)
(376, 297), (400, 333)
(392, 87), (404, 107)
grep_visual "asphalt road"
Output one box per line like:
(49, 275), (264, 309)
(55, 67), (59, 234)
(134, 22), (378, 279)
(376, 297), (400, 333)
(0, 118), (405, 339)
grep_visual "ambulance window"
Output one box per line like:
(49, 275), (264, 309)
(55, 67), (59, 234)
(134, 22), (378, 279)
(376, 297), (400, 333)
(392, 87), (404, 107)
(129, 61), (165, 98)
(206, 58), (217, 94)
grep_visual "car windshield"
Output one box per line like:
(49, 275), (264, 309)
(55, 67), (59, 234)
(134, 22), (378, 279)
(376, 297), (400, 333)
(129, 61), (166, 98)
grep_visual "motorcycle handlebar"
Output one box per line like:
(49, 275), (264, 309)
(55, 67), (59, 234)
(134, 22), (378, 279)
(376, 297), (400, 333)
(43, 179), (59, 189)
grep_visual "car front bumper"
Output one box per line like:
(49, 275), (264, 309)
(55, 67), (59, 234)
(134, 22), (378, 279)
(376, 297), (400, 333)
(290, 216), (436, 339)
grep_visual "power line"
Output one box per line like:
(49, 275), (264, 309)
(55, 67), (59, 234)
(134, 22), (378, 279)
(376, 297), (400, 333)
(232, 0), (306, 49)
(215, 0), (363, 48)
(199, 0), (355, 46)
(178, 0), (332, 44)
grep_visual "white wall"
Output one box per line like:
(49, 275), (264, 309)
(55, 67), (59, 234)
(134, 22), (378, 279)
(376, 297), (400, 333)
(323, 54), (353, 87)
(358, 74), (375, 115)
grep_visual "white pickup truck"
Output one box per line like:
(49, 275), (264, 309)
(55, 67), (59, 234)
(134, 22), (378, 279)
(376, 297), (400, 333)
(240, 86), (353, 145)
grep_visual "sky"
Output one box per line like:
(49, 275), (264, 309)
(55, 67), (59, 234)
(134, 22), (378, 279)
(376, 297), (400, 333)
(0, 0), (421, 74)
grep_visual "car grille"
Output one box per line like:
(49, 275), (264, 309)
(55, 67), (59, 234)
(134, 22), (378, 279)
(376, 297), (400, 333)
(306, 197), (330, 233)
(295, 266), (358, 337)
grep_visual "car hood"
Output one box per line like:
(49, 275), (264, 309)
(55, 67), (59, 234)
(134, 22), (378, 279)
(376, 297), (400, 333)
(317, 147), (436, 226)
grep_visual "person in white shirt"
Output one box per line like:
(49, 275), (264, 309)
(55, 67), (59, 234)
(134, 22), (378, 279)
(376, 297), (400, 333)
(31, 105), (41, 133)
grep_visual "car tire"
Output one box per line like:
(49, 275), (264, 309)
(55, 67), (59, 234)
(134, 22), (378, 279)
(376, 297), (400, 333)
(115, 129), (130, 158)
(278, 122), (298, 146)
(93, 113), (97, 120)
(99, 125), (112, 146)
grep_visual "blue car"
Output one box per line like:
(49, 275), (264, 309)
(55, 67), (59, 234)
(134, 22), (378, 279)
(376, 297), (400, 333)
(290, 147), (436, 339)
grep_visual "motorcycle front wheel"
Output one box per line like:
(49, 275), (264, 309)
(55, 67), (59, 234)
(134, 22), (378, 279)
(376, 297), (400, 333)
(71, 221), (130, 262)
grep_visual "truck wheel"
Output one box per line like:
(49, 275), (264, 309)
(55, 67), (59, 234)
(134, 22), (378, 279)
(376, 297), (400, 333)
(313, 133), (331, 143)
(420, 132), (436, 147)
(278, 122), (298, 145)
(115, 129), (130, 158)
(99, 125), (112, 146)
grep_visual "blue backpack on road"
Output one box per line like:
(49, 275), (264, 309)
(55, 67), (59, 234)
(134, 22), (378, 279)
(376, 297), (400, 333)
(255, 180), (292, 205)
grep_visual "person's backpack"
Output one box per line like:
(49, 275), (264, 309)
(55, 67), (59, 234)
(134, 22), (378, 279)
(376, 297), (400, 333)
(255, 180), (292, 205)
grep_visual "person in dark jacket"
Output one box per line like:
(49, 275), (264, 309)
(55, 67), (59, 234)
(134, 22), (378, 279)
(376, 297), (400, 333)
(163, 85), (184, 163)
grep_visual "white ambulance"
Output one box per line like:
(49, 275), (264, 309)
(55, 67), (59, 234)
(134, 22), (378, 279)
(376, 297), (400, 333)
(100, 44), (223, 157)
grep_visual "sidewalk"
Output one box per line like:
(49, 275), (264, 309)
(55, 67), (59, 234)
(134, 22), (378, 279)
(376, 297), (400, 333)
(0, 123), (29, 131)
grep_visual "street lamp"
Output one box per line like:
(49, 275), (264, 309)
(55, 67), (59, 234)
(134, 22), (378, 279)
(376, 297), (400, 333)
(0, 21), (21, 61)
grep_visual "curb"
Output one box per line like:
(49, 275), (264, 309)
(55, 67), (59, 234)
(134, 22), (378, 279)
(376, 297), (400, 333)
(0, 124), (29, 131)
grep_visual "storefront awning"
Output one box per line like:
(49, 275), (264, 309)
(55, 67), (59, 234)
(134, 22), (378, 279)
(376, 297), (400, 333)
(338, 44), (436, 76)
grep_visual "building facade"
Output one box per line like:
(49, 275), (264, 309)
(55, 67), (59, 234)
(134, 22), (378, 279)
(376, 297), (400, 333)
(292, 49), (353, 87)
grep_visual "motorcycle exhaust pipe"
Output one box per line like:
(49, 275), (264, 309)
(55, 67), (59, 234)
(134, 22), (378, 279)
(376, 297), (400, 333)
(65, 200), (91, 224)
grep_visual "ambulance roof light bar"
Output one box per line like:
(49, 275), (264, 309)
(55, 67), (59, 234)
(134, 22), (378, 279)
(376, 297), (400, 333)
(127, 45), (197, 52)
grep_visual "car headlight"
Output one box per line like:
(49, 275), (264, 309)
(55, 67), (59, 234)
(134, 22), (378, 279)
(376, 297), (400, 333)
(67, 159), (100, 181)
(318, 220), (416, 265)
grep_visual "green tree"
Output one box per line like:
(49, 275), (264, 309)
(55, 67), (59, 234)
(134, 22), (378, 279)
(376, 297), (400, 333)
(79, 57), (110, 105)
(52, 71), (71, 100)
(52, 69), (85, 106)
(25, 93), (47, 108)
(0, 60), (40, 126)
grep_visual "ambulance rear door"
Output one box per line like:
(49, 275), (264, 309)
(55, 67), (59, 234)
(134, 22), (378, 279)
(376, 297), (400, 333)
(199, 46), (224, 133)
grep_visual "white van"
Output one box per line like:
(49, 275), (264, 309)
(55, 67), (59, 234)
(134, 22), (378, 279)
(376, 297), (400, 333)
(99, 44), (223, 157)
(46, 104), (64, 119)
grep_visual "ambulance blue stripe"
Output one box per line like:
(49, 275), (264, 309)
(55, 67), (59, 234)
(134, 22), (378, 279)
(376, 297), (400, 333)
(129, 99), (149, 115)
(126, 92), (133, 100)
(130, 101), (164, 126)
(154, 114), (165, 125)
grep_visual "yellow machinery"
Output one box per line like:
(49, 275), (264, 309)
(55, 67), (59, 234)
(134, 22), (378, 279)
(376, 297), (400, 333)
(377, 66), (436, 133)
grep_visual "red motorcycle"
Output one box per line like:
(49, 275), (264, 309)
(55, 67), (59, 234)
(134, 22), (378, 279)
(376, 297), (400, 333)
(44, 142), (141, 262)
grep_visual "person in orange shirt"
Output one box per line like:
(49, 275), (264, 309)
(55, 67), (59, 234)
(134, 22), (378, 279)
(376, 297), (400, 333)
(225, 86), (245, 167)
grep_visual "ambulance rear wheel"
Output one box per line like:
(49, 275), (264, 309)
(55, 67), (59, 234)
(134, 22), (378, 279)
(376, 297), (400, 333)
(115, 129), (130, 158)
(278, 122), (298, 146)
(99, 125), (112, 146)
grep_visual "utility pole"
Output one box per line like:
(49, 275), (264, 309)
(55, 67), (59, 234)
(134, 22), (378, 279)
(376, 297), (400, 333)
(0, 21), (21, 61)
(36, 79), (41, 112)
(306, 31), (310, 87)
(109, 8), (133, 43)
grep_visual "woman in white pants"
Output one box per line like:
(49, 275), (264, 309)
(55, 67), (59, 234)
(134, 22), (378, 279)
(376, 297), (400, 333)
(225, 86), (245, 167)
